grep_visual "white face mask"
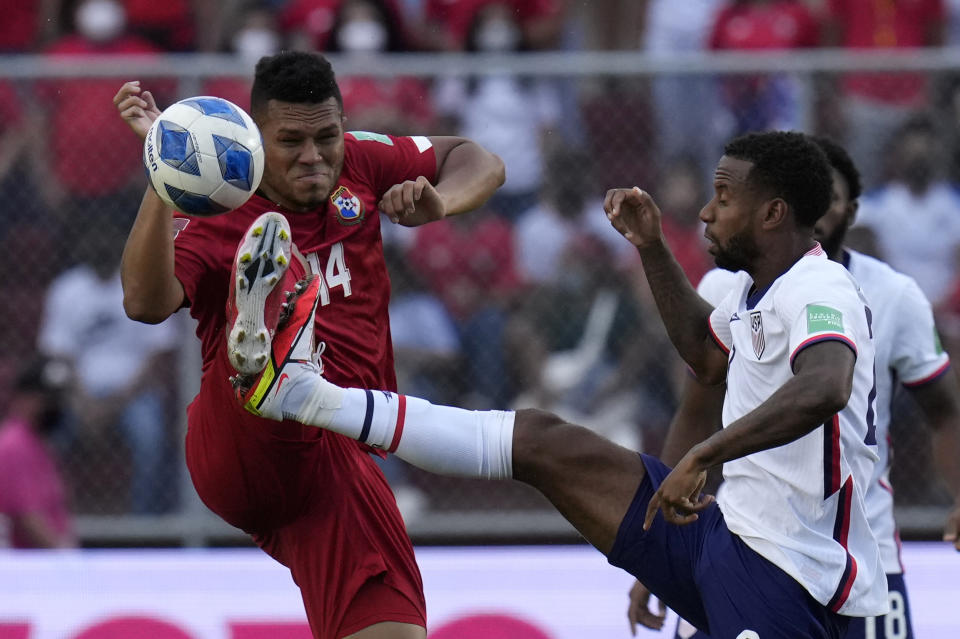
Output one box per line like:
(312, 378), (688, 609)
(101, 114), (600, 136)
(76, 0), (126, 43)
(233, 28), (280, 64)
(337, 20), (388, 53)
(475, 19), (520, 52)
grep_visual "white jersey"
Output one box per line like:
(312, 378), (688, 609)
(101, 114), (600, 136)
(699, 251), (950, 576)
(705, 247), (887, 616)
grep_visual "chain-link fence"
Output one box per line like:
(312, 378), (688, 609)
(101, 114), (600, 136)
(2, 49), (958, 545)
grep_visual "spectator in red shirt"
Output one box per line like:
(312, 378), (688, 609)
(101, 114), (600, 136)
(822, 0), (944, 187)
(709, 0), (820, 136)
(0, 357), (76, 549)
(409, 210), (522, 407)
(0, 0), (60, 51)
(121, 0), (196, 50)
(38, 0), (165, 231)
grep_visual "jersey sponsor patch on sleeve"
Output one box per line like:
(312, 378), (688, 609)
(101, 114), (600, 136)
(350, 131), (394, 145)
(806, 304), (844, 334)
(172, 217), (190, 240)
(410, 135), (432, 153)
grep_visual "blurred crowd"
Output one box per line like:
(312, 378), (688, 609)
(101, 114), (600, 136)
(4, 0), (960, 543)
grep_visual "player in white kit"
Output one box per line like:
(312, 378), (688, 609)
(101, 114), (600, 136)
(627, 137), (960, 639)
(227, 131), (888, 636)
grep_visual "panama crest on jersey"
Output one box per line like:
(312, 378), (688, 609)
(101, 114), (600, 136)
(750, 310), (765, 359)
(331, 185), (364, 225)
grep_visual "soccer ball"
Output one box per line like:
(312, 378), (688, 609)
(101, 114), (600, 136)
(143, 96), (264, 217)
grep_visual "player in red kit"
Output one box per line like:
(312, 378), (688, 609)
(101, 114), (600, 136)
(113, 51), (504, 639)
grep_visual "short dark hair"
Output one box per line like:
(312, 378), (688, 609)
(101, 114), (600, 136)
(723, 131), (832, 228)
(250, 51), (343, 118)
(809, 135), (862, 202)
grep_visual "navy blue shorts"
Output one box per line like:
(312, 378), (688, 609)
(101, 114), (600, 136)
(843, 572), (913, 639)
(668, 566), (912, 639)
(609, 454), (850, 638)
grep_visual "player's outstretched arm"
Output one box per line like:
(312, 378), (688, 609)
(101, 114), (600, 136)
(113, 81), (183, 323)
(605, 187), (726, 383)
(688, 340), (853, 469)
(113, 81), (160, 141)
(644, 340), (855, 530)
(907, 371), (960, 551)
(120, 188), (185, 324)
(379, 136), (504, 227)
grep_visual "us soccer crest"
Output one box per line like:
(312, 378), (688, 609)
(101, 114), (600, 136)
(750, 310), (765, 359)
(330, 185), (364, 225)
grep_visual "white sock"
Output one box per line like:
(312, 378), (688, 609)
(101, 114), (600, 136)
(283, 376), (514, 479)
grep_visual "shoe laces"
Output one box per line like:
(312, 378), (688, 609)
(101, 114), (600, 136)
(311, 341), (327, 374)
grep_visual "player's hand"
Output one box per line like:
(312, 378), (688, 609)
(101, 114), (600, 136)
(114, 80), (161, 141)
(627, 580), (666, 635)
(644, 452), (714, 530)
(379, 176), (445, 227)
(944, 501), (960, 551)
(604, 186), (664, 248)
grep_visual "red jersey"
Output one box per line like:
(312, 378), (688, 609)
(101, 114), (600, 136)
(709, 1), (819, 51)
(0, 0), (40, 51)
(409, 215), (521, 320)
(42, 35), (162, 196)
(172, 132), (436, 636)
(828, 0), (943, 104)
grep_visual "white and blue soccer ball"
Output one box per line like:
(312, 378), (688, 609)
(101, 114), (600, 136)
(144, 96), (264, 217)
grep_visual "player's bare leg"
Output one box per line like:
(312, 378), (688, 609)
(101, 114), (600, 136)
(511, 408), (648, 555)
(343, 622), (426, 639)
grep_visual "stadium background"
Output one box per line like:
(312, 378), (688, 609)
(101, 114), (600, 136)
(0, 0), (957, 551)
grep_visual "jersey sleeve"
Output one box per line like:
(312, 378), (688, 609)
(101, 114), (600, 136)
(708, 290), (738, 355)
(784, 271), (863, 369)
(171, 215), (220, 308)
(697, 268), (740, 306)
(345, 132), (438, 197)
(890, 277), (951, 387)
(701, 269), (741, 355)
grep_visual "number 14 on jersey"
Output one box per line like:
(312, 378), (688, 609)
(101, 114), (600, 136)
(305, 242), (352, 306)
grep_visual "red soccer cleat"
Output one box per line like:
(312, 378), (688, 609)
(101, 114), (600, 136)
(233, 274), (329, 419)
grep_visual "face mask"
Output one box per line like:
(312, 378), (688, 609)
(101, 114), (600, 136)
(76, 0), (126, 43)
(233, 28), (280, 63)
(337, 20), (388, 53)
(475, 19), (520, 52)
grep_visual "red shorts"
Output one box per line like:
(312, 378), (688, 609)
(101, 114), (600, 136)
(338, 574), (426, 637)
(185, 350), (426, 638)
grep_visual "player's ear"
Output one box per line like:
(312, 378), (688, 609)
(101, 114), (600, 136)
(762, 198), (788, 229)
(847, 200), (859, 226)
